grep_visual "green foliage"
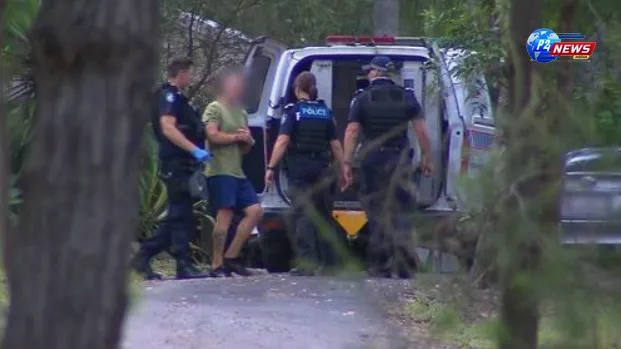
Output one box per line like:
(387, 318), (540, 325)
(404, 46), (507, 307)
(137, 134), (168, 239)
(225, 0), (373, 46)
(8, 176), (22, 225)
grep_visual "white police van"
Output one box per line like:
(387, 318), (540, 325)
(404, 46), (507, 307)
(237, 35), (499, 272)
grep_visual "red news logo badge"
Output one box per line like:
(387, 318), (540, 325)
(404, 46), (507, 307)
(550, 42), (596, 60)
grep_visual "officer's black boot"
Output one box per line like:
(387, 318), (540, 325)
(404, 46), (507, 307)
(176, 258), (210, 280)
(396, 262), (415, 279)
(131, 250), (163, 281)
(394, 247), (418, 279)
(366, 252), (392, 278)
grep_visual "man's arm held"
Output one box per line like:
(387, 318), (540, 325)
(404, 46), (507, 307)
(206, 122), (239, 145)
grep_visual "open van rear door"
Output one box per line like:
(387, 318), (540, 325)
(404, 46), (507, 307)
(439, 49), (496, 209)
(242, 36), (288, 194)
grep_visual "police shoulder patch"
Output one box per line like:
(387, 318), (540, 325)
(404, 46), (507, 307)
(281, 115), (287, 124)
(165, 92), (176, 103)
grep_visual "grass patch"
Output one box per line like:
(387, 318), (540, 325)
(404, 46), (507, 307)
(407, 296), (496, 349)
(405, 288), (621, 349)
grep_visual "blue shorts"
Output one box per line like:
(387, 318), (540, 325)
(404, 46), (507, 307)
(207, 175), (259, 212)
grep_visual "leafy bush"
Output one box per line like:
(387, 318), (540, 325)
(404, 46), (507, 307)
(137, 134), (168, 239)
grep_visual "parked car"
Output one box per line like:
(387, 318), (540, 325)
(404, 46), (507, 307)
(560, 148), (621, 245)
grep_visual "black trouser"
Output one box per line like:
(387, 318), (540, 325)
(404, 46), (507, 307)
(286, 154), (337, 270)
(140, 160), (197, 263)
(358, 148), (418, 273)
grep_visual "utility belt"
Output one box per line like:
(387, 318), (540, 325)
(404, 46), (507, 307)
(288, 150), (330, 160)
(158, 158), (208, 201)
(159, 157), (203, 174)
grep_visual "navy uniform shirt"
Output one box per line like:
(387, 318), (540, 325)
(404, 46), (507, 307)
(347, 77), (422, 147)
(279, 99), (338, 140)
(155, 83), (205, 161)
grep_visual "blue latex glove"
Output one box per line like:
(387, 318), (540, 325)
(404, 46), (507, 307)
(191, 147), (212, 162)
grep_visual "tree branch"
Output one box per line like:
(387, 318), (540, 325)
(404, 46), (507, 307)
(187, 0), (250, 100)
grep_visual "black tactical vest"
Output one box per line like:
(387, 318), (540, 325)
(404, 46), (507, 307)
(291, 101), (332, 153)
(152, 83), (206, 161)
(361, 83), (410, 147)
(151, 84), (166, 143)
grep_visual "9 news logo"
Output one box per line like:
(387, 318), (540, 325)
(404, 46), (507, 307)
(526, 28), (596, 63)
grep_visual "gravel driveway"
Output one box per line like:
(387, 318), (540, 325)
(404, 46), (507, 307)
(122, 274), (413, 349)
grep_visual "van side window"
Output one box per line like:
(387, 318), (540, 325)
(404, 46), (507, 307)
(244, 55), (271, 114)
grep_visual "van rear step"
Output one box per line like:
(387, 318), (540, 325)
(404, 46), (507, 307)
(333, 201), (362, 209)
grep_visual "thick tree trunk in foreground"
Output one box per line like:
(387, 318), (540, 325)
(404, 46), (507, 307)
(0, 0), (8, 280)
(373, 0), (399, 36)
(556, 0), (576, 100)
(2, 1), (159, 348)
(499, 0), (543, 349)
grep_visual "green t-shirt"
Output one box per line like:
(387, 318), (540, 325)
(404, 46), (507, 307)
(202, 101), (248, 178)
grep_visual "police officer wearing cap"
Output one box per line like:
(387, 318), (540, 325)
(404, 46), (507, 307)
(265, 71), (346, 276)
(132, 56), (212, 280)
(342, 56), (433, 279)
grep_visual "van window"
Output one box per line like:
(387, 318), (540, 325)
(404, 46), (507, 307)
(244, 55), (271, 114)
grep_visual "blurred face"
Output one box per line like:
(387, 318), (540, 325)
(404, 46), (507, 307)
(367, 69), (379, 80)
(222, 73), (245, 103)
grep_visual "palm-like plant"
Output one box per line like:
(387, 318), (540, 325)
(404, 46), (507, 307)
(137, 134), (168, 239)
(4, 0), (38, 100)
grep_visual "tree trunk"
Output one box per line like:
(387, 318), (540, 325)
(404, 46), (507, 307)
(1, 0), (159, 348)
(0, 0), (8, 276)
(556, 0), (576, 100)
(499, 0), (543, 349)
(373, 0), (399, 36)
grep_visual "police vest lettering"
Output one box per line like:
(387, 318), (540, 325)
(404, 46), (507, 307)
(298, 103), (330, 119)
(291, 102), (331, 153)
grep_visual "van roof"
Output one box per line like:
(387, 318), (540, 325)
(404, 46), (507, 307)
(287, 45), (431, 60)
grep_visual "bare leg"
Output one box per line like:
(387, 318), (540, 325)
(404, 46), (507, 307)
(224, 204), (263, 258)
(212, 209), (234, 268)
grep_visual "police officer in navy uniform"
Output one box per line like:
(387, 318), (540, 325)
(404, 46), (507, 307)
(342, 56), (433, 279)
(132, 56), (212, 280)
(265, 71), (346, 276)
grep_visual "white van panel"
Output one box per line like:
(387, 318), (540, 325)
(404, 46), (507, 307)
(310, 60), (333, 106)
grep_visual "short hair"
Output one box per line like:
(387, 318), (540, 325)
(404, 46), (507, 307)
(214, 65), (245, 94)
(167, 56), (193, 78)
